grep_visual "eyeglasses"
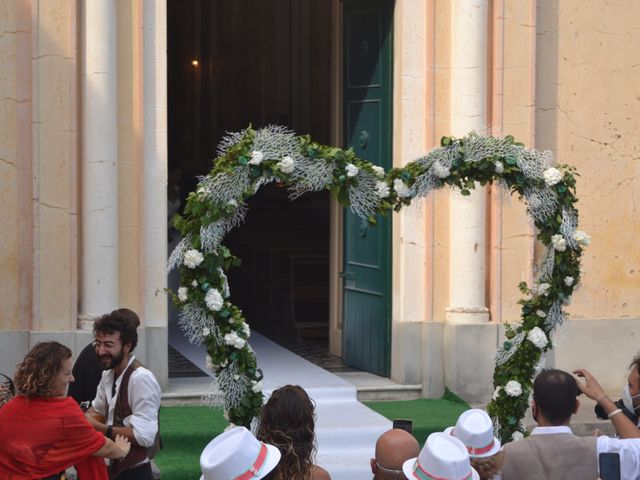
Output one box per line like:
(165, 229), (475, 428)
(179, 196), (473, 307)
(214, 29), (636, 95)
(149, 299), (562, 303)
(376, 461), (405, 476)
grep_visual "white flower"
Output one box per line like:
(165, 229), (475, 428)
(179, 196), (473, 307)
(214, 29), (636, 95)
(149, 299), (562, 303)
(205, 354), (215, 370)
(495, 161), (504, 174)
(492, 386), (502, 401)
(183, 249), (204, 269)
(432, 161), (450, 179)
(573, 230), (591, 246)
(249, 150), (264, 165)
(241, 322), (250, 338)
(224, 331), (246, 349)
(217, 267), (230, 298)
(277, 155), (295, 174)
(535, 283), (551, 297)
(346, 163), (359, 178)
(512, 431), (524, 442)
(220, 358), (228, 368)
(527, 327), (548, 349)
(375, 181), (390, 198)
(177, 287), (188, 302)
(564, 276), (574, 287)
(191, 280), (198, 287)
(393, 178), (412, 198)
(205, 288), (224, 311)
(505, 380), (523, 397)
(536, 310), (547, 318)
(372, 165), (385, 178)
(202, 327), (210, 337)
(252, 380), (263, 393)
(551, 234), (567, 252)
(543, 167), (563, 186)
(227, 199), (238, 208)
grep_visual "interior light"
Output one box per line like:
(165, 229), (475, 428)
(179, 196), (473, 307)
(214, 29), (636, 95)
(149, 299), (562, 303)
(191, 59), (199, 67)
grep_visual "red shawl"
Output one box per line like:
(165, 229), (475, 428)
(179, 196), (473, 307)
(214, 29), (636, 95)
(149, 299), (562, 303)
(0, 396), (108, 480)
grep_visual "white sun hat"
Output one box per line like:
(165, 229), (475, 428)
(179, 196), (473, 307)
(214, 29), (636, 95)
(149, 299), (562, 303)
(402, 432), (479, 480)
(199, 426), (281, 480)
(444, 408), (501, 458)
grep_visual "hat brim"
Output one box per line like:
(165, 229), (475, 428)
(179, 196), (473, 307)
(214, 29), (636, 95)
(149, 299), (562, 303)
(256, 443), (282, 479)
(402, 458), (480, 480)
(443, 427), (501, 459)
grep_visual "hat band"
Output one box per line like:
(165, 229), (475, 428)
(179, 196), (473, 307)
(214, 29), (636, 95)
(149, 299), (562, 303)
(233, 443), (268, 480)
(413, 461), (472, 480)
(451, 429), (495, 456)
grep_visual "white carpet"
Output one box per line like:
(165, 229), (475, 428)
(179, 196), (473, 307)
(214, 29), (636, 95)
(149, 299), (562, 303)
(169, 326), (391, 479)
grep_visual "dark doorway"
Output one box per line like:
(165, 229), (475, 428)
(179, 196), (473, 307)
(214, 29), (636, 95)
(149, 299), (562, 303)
(167, 0), (341, 373)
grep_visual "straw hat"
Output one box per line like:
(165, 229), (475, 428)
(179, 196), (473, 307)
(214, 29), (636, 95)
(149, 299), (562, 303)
(444, 408), (501, 458)
(402, 432), (479, 480)
(200, 426), (281, 480)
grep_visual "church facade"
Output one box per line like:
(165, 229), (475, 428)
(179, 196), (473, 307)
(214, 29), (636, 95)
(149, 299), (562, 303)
(1, 0), (638, 403)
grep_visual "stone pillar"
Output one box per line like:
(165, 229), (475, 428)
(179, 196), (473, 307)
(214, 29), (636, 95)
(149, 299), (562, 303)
(79, 0), (119, 327)
(143, 0), (169, 388)
(446, 0), (489, 325)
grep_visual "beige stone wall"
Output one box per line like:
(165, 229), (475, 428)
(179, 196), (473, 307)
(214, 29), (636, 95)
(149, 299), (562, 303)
(537, 0), (640, 321)
(0, 0), (78, 331)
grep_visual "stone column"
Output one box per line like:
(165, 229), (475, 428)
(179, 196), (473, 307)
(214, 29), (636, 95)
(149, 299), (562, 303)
(143, 0), (168, 388)
(446, 0), (489, 325)
(79, 0), (119, 327)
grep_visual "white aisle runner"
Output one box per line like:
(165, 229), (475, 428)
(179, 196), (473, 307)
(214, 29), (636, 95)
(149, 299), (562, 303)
(169, 327), (391, 479)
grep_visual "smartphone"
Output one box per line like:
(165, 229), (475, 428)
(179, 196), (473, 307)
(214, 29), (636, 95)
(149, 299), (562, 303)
(599, 452), (621, 480)
(392, 419), (413, 434)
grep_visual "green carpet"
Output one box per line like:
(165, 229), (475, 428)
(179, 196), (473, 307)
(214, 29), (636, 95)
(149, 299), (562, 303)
(154, 391), (470, 480)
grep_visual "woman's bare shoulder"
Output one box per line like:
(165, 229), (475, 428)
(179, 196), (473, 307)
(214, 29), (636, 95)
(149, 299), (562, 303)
(312, 465), (331, 480)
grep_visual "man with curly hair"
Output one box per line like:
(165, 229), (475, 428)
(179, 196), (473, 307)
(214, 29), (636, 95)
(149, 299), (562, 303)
(85, 309), (161, 480)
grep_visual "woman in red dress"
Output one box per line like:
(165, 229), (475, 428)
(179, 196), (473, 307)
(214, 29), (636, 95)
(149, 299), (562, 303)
(0, 341), (131, 480)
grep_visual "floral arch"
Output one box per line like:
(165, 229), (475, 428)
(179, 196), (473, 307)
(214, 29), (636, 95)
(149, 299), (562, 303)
(168, 125), (588, 441)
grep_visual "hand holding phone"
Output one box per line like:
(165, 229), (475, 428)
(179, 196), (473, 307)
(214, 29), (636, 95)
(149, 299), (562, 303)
(599, 452), (621, 480)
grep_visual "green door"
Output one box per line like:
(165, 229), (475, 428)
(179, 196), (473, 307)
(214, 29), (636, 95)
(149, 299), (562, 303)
(342, 0), (393, 377)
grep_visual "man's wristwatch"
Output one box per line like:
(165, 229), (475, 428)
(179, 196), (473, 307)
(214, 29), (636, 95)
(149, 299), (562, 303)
(106, 425), (113, 439)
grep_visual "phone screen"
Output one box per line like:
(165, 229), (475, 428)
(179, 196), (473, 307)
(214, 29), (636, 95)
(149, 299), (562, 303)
(599, 452), (621, 480)
(392, 419), (413, 434)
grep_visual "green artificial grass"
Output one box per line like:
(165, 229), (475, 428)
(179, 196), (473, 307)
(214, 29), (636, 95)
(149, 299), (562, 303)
(154, 391), (471, 480)
(364, 389), (471, 445)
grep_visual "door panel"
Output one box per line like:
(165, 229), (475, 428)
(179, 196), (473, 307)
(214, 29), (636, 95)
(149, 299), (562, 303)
(342, 0), (393, 377)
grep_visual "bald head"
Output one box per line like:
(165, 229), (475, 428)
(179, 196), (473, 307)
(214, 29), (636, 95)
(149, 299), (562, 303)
(371, 429), (420, 479)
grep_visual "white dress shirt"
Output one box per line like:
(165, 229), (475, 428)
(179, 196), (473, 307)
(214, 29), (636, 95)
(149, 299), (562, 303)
(495, 425), (640, 480)
(92, 355), (161, 451)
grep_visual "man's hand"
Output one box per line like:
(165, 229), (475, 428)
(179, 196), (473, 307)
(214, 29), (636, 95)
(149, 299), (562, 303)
(114, 434), (131, 460)
(573, 368), (606, 402)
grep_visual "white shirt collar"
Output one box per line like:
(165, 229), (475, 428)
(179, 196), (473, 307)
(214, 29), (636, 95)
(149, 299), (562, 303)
(531, 425), (573, 435)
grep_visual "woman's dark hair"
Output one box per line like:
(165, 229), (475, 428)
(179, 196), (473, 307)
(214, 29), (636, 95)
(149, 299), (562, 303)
(93, 308), (140, 351)
(14, 342), (72, 398)
(257, 385), (317, 480)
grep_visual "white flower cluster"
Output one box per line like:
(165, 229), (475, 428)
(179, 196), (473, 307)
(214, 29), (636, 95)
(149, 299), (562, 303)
(224, 331), (246, 349)
(536, 310), (547, 318)
(504, 380), (523, 397)
(249, 150), (264, 165)
(206, 354), (215, 370)
(241, 322), (250, 338)
(183, 249), (204, 269)
(251, 380), (263, 393)
(527, 327), (548, 349)
(495, 160), (504, 174)
(564, 276), (574, 286)
(551, 234), (567, 252)
(492, 386), (502, 401)
(277, 155), (295, 174)
(543, 167), (562, 186)
(372, 165), (385, 178)
(346, 163), (359, 178)
(511, 431), (524, 442)
(178, 287), (188, 302)
(573, 230), (590, 246)
(533, 282), (551, 297)
(393, 179), (412, 198)
(432, 161), (450, 179)
(205, 288), (224, 311)
(375, 181), (390, 199)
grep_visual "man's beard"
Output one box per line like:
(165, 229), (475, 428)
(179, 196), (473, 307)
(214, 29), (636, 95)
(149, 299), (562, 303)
(98, 349), (124, 370)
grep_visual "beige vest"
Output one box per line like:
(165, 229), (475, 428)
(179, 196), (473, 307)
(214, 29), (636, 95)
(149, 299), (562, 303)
(502, 433), (598, 480)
